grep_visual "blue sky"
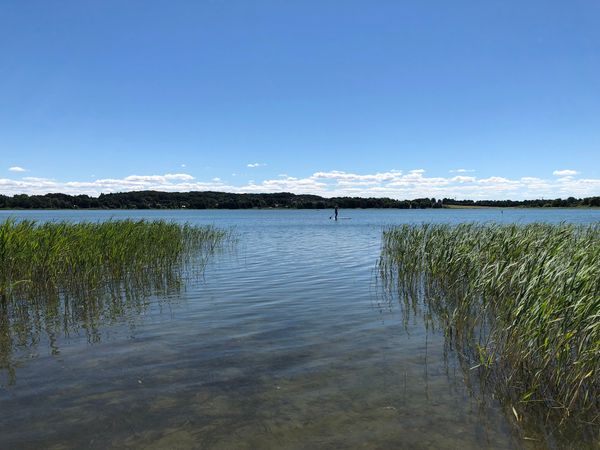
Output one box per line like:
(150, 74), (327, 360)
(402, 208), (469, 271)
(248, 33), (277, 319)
(1, 0), (599, 199)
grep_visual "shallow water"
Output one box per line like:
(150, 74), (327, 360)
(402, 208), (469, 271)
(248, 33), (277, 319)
(1, 208), (599, 449)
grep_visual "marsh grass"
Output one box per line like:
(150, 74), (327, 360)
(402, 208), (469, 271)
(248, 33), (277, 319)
(379, 223), (600, 437)
(0, 219), (230, 384)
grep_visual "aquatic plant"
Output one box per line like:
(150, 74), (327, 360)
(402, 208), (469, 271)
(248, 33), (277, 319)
(0, 218), (230, 384)
(0, 218), (227, 297)
(379, 223), (600, 433)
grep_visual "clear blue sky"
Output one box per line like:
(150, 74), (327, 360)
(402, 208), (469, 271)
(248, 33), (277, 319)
(1, 0), (599, 199)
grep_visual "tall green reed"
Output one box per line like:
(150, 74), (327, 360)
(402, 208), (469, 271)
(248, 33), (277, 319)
(379, 223), (599, 434)
(0, 219), (230, 384)
(0, 219), (228, 297)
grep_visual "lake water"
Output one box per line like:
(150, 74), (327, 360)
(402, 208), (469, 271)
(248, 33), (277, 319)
(1, 208), (599, 449)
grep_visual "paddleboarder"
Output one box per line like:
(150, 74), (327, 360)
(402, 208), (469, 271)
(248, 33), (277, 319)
(334, 205), (339, 221)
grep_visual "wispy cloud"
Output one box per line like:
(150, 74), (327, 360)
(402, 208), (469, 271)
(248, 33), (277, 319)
(8, 166), (26, 172)
(247, 163), (266, 168)
(123, 173), (195, 183)
(553, 169), (578, 176)
(451, 176), (476, 183)
(450, 168), (475, 173)
(1, 169), (599, 200)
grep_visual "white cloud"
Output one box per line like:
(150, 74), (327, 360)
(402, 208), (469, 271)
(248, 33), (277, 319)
(450, 168), (475, 173)
(122, 173), (195, 183)
(8, 166), (26, 172)
(478, 176), (515, 184)
(22, 177), (54, 182)
(247, 163), (266, 168)
(553, 169), (578, 176)
(164, 173), (194, 180)
(1, 169), (600, 200)
(451, 176), (476, 183)
(312, 170), (401, 183)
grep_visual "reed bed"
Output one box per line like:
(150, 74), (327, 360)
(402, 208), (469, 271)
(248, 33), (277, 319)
(0, 218), (229, 384)
(0, 218), (228, 298)
(379, 223), (600, 432)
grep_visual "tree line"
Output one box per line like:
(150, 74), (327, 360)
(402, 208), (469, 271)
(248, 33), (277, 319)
(0, 191), (599, 209)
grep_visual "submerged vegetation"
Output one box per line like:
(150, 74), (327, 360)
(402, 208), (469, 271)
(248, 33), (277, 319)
(379, 223), (600, 438)
(0, 219), (229, 384)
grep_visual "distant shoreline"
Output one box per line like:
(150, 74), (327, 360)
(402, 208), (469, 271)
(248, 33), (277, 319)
(2, 206), (600, 211)
(1, 190), (599, 210)
(443, 204), (600, 209)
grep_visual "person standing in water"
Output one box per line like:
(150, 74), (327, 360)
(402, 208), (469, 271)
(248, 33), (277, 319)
(334, 205), (339, 221)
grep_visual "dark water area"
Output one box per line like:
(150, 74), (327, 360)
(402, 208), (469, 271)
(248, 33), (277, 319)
(1, 209), (599, 449)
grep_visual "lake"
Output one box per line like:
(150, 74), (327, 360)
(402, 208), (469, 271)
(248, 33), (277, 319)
(1, 208), (599, 449)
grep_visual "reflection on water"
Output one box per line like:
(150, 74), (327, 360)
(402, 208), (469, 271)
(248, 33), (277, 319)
(377, 276), (599, 448)
(377, 223), (600, 447)
(0, 271), (184, 386)
(1, 209), (599, 449)
(0, 220), (228, 386)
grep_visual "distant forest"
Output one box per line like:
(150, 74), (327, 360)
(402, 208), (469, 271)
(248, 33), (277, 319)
(1, 191), (599, 210)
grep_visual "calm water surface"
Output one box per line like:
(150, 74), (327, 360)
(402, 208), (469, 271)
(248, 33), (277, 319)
(1, 209), (599, 449)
